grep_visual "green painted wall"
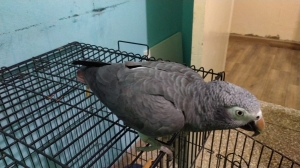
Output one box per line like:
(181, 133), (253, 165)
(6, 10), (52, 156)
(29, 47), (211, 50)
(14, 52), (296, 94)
(182, 0), (194, 66)
(146, 0), (194, 65)
(146, 0), (182, 47)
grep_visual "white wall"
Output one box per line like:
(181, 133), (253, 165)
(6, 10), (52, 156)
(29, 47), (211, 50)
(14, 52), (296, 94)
(0, 0), (147, 67)
(231, 0), (300, 42)
(191, 0), (234, 73)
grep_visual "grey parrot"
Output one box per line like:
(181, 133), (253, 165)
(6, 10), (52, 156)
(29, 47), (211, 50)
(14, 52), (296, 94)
(72, 60), (265, 159)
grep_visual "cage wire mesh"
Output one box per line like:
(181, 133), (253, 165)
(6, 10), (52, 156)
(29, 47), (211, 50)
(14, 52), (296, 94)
(0, 41), (299, 168)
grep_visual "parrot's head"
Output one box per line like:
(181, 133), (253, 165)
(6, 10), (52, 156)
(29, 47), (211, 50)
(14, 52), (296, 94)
(208, 81), (265, 136)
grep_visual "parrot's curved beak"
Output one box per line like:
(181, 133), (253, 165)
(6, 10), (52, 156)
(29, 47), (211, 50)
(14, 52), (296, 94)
(240, 116), (265, 136)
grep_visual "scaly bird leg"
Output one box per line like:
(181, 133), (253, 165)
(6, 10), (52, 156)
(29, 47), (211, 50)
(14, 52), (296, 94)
(136, 132), (174, 161)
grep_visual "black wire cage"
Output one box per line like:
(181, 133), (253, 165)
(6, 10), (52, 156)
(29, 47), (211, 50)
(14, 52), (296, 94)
(0, 42), (299, 168)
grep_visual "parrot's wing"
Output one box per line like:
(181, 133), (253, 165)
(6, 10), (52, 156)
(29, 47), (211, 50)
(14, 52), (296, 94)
(87, 61), (201, 137)
(117, 62), (206, 136)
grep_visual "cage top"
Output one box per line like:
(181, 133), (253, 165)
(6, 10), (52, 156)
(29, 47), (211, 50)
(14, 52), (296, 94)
(0, 41), (225, 82)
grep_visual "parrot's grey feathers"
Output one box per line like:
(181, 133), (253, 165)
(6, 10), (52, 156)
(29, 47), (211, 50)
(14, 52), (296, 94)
(74, 60), (264, 138)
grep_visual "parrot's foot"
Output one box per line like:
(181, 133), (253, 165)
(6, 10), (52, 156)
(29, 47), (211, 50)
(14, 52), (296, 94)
(136, 144), (174, 161)
(160, 145), (173, 161)
(137, 132), (174, 161)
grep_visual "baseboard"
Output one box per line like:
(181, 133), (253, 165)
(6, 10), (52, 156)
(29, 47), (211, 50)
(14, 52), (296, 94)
(229, 34), (300, 50)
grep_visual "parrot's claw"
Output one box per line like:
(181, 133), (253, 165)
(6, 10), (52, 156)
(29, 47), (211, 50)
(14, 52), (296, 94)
(161, 144), (175, 151)
(136, 145), (174, 161)
(160, 145), (173, 161)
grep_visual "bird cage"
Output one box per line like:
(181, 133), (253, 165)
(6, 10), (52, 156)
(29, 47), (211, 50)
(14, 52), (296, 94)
(0, 42), (299, 168)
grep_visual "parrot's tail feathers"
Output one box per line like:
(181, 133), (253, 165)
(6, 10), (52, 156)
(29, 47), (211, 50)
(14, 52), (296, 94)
(72, 60), (111, 67)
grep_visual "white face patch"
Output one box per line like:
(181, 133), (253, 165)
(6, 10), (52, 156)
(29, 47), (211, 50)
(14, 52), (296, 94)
(255, 109), (262, 120)
(257, 110), (262, 116)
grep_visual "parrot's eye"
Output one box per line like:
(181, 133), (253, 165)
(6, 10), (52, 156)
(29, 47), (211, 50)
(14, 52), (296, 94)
(235, 110), (244, 116)
(256, 116), (260, 120)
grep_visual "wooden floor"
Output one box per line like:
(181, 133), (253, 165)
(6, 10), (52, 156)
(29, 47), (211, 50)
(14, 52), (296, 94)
(225, 38), (300, 110)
